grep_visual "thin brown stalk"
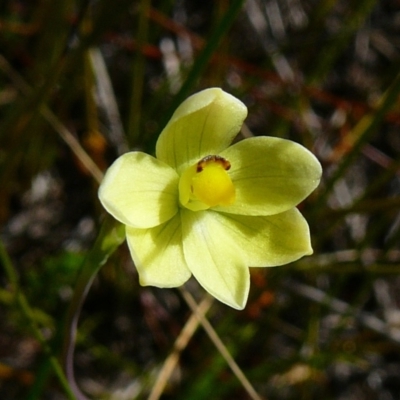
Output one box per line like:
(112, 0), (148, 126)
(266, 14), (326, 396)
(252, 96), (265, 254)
(0, 55), (104, 184)
(180, 287), (265, 400)
(148, 294), (214, 400)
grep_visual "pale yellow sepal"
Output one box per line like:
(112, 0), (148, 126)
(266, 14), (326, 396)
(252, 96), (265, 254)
(181, 209), (250, 310)
(126, 214), (191, 287)
(98, 88), (322, 310)
(213, 208), (313, 267)
(98, 152), (179, 229)
(156, 88), (248, 172)
(217, 137), (322, 215)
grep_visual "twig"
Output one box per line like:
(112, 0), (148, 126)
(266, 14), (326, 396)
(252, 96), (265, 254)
(284, 279), (400, 344)
(89, 48), (128, 155)
(148, 294), (214, 400)
(0, 54), (104, 184)
(180, 287), (265, 400)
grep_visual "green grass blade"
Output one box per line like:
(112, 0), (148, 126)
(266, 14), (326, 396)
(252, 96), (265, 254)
(306, 0), (377, 84)
(314, 72), (400, 212)
(158, 0), (246, 130)
(0, 240), (76, 400)
(127, 0), (151, 146)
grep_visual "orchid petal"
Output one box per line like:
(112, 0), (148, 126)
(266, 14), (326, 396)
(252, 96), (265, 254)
(126, 214), (191, 287)
(181, 209), (250, 310)
(214, 208), (313, 267)
(156, 88), (247, 173)
(217, 137), (322, 215)
(98, 152), (179, 228)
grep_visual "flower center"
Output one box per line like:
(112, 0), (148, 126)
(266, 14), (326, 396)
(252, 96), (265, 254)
(179, 155), (236, 211)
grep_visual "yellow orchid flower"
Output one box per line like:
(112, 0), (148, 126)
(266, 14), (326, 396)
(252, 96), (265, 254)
(98, 88), (322, 309)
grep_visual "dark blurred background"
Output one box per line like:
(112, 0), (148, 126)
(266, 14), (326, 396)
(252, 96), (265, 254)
(2, 0), (400, 399)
